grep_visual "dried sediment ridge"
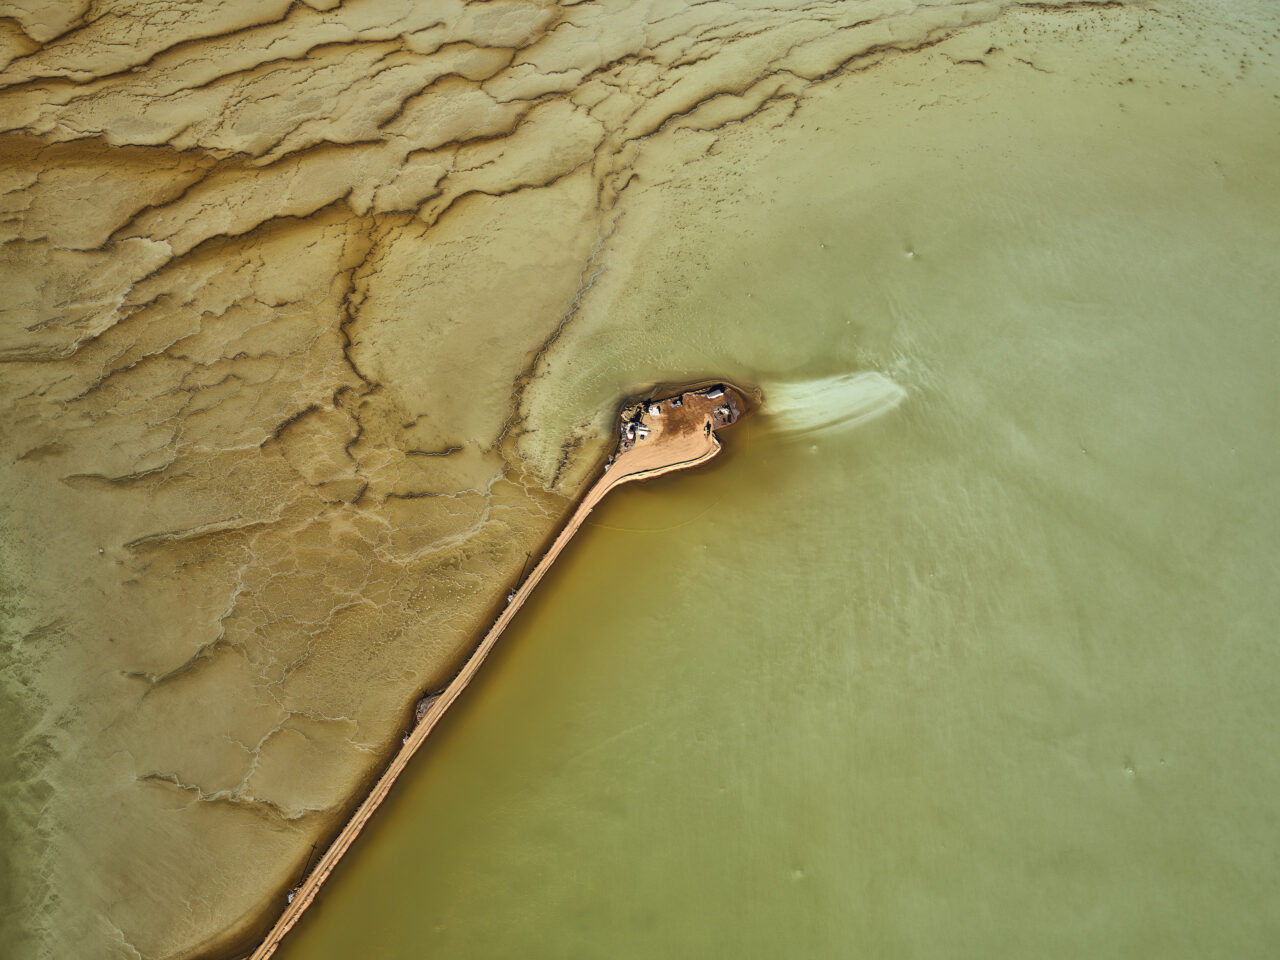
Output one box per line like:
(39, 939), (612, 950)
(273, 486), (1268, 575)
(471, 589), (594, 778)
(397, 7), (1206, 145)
(247, 384), (747, 960)
(0, 2), (1137, 957)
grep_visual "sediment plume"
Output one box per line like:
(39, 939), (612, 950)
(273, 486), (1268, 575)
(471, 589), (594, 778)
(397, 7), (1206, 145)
(763, 372), (906, 438)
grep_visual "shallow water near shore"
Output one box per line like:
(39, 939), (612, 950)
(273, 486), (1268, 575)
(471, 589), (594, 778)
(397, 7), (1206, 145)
(277, 6), (1280, 956)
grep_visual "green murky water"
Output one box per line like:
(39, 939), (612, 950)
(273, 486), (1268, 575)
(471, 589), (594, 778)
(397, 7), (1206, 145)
(279, 8), (1280, 959)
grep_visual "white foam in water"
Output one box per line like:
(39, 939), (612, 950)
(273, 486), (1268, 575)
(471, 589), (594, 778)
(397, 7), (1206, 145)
(762, 371), (906, 437)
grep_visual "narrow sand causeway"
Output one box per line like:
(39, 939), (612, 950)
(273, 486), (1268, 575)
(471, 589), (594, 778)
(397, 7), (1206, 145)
(246, 384), (747, 960)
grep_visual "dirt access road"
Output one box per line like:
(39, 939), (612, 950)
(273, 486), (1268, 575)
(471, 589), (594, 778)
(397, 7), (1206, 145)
(245, 383), (748, 960)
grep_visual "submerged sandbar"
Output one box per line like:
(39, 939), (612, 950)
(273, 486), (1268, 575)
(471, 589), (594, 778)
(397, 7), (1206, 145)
(245, 383), (748, 960)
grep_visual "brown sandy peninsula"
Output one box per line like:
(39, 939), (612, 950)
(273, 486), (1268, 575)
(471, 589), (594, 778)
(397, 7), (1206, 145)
(245, 383), (748, 960)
